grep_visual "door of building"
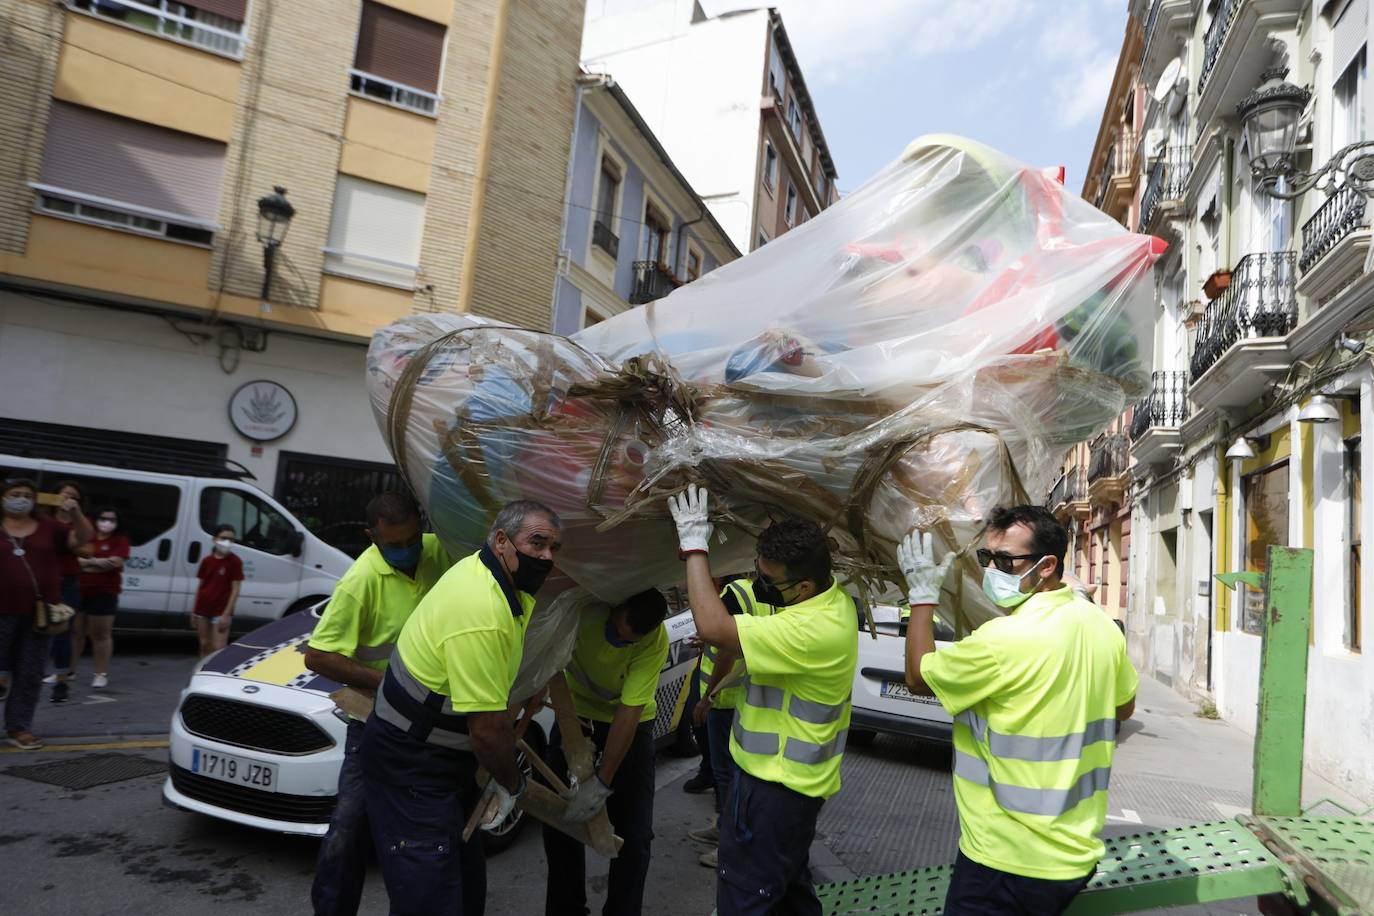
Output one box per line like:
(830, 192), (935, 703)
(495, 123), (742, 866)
(274, 452), (405, 557)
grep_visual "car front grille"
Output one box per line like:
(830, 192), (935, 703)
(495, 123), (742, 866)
(179, 694), (334, 755)
(169, 765), (336, 824)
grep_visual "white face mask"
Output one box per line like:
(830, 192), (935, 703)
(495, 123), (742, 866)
(96, 520), (117, 534)
(3, 496), (33, 516)
(981, 556), (1049, 609)
(213, 539), (233, 554)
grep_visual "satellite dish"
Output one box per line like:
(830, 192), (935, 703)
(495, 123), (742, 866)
(1153, 58), (1183, 102)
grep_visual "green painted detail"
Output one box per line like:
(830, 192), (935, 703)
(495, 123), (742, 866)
(1214, 571), (1264, 592)
(1247, 815), (1374, 914)
(1253, 547), (1314, 818)
(814, 821), (1286, 915)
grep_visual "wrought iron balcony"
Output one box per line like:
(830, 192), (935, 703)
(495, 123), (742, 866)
(1088, 434), (1129, 484)
(592, 220), (619, 259)
(1138, 146), (1191, 232)
(1046, 467), (1086, 513)
(1300, 185), (1368, 274)
(629, 260), (679, 305)
(1189, 252), (1297, 382)
(1198, 0), (1239, 95)
(1129, 371), (1190, 439)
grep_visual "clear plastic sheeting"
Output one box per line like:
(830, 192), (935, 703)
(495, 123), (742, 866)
(367, 135), (1163, 634)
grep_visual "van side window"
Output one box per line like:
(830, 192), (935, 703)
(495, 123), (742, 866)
(40, 474), (179, 547)
(201, 488), (295, 556)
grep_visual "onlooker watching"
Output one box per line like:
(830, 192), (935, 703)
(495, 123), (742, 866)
(43, 480), (86, 703)
(192, 525), (243, 658)
(1, 477), (91, 749)
(73, 506), (128, 689)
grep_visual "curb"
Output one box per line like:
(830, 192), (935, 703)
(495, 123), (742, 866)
(41, 725), (171, 742)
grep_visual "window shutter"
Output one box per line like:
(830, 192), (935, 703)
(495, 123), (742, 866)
(1335, 0), (1368, 76)
(354, 1), (446, 93)
(325, 175), (426, 286)
(189, 0), (247, 22)
(39, 102), (226, 224)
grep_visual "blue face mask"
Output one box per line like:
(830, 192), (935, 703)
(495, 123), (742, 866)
(380, 541), (422, 570)
(604, 618), (630, 648)
(980, 557), (1048, 609)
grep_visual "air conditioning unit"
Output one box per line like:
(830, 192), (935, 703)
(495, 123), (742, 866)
(1144, 128), (1166, 157)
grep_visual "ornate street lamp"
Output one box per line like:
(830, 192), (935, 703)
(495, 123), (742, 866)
(255, 186), (296, 303)
(1238, 67), (1374, 199)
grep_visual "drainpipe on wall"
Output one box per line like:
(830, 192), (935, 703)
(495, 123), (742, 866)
(1223, 136), (1234, 270)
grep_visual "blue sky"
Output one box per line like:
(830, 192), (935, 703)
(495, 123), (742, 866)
(735, 0), (1132, 197)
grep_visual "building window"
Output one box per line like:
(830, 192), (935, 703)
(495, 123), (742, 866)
(1349, 436), (1363, 651)
(767, 39), (784, 100)
(582, 308), (606, 328)
(685, 247), (702, 281)
(201, 488), (296, 556)
(763, 141), (778, 191)
(786, 97), (802, 143)
(1241, 461), (1290, 635)
(756, 228), (770, 249)
(592, 156), (621, 259)
(1334, 48), (1367, 153)
(784, 182), (797, 226)
(642, 203), (671, 267)
(351, 0), (445, 116)
(71, 0), (246, 57)
(324, 175), (425, 288)
(34, 101), (225, 245)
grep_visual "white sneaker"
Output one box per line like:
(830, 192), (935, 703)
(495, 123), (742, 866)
(41, 674), (57, 685)
(92, 673), (108, 689)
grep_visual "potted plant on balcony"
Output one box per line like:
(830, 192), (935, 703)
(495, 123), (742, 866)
(1203, 268), (1231, 300)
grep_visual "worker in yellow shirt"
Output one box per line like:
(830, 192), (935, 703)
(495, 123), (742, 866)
(899, 505), (1137, 915)
(667, 485), (857, 916)
(542, 588), (670, 916)
(689, 576), (775, 869)
(359, 499), (563, 916)
(305, 491), (453, 916)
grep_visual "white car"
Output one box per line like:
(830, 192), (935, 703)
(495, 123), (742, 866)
(163, 600), (701, 852)
(848, 604), (955, 746)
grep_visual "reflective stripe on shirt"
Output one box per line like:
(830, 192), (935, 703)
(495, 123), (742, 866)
(957, 710), (1117, 762)
(953, 749), (1112, 818)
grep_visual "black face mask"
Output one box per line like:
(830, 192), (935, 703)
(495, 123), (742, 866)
(511, 548), (554, 594)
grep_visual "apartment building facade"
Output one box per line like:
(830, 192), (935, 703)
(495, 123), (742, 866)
(1092, 0), (1374, 801)
(0, 0), (585, 549)
(580, 1), (839, 253)
(552, 73), (740, 334)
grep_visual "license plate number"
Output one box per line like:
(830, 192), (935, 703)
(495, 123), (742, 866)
(880, 680), (938, 705)
(191, 747), (278, 792)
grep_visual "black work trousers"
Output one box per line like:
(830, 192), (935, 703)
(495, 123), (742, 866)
(942, 851), (1093, 915)
(716, 769), (825, 916)
(542, 720), (655, 916)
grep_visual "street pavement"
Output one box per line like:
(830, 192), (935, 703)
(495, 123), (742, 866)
(1, 638), (1366, 914)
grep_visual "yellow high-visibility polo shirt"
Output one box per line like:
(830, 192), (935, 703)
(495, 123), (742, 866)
(565, 610), (669, 723)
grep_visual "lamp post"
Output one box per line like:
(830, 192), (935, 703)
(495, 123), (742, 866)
(1239, 66), (1374, 199)
(255, 186), (295, 305)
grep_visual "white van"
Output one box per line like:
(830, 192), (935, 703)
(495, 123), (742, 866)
(1, 454), (352, 631)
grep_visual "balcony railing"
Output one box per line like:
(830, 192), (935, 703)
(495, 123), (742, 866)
(1300, 185), (1368, 273)
(72, 0), (246, 58)
(630, 260), (679, 304)
(1094, 130), (1138, 209)
(1198, 0), (1239, 95)
(1088, 433), (1130, 484)
(1138, 146), (1191, 232)
(592, 220), (619, 259)
(350, 69), (439, 117)
(1189, 251), (1297, 381)
(1129, 370), (1190, 439)
(1046, 467), (1086, 510)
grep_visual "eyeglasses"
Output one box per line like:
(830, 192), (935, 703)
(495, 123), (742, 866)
(753, 562), (801, 592)
(976, 548), (1040, 574)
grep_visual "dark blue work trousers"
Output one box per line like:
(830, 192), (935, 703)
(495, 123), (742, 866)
(542, 720), (656, 916)
(716, 769), (825, 916)
(311, 721), (368, 915)
(942, 850), (1093, 915)
(362, 754), (487, 915)
(706, 707), (737, 817)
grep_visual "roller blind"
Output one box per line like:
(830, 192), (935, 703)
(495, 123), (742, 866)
(1335, 0), (1368, 75)
(39, 102), (226, 224)
(353, 1), (446, 93)
(325, 175), (425, 286)
(190, 0), (248, 21)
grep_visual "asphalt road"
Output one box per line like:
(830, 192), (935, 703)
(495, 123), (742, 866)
(1, 638), (1366, 914)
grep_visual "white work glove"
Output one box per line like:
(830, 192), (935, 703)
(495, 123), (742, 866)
(563, 774), (613, 823)
(478, 774), (526, 832)
(897, 530), (954, 608)
(668, 484), (713, 555)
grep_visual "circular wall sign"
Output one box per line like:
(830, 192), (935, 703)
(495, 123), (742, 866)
(229, 380), (298, 442)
